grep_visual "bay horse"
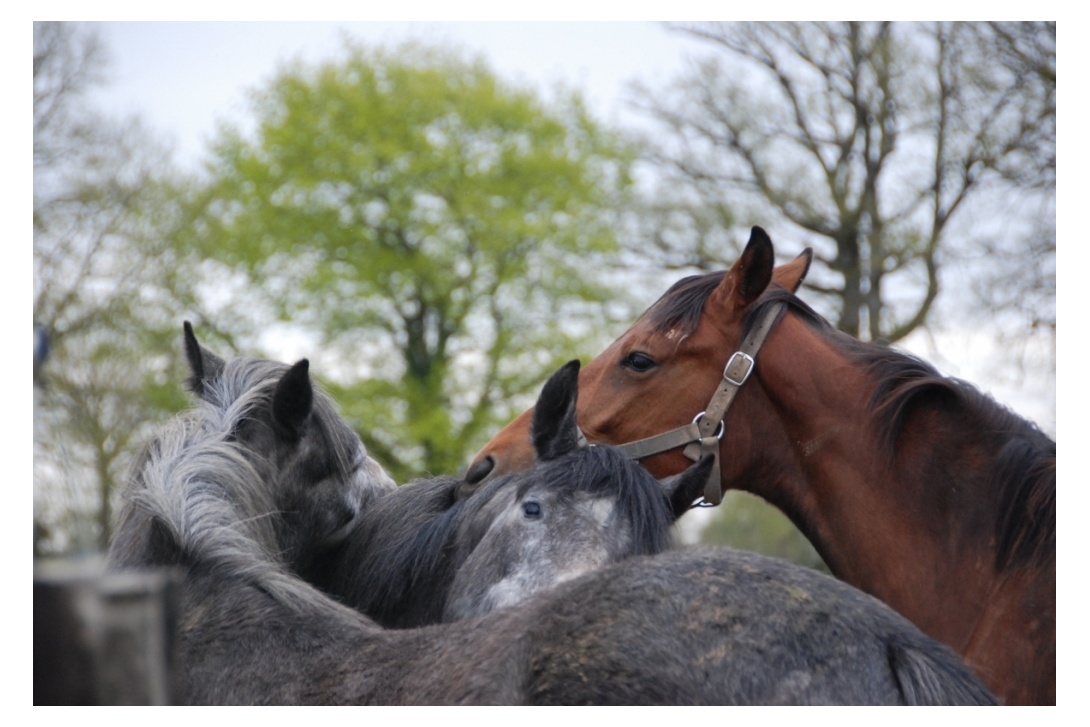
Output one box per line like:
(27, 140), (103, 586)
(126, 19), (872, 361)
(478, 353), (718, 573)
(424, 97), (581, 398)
(465, 226), (1056, 705)
(105, 324), (995, 705)
(311, 360), (712, 627)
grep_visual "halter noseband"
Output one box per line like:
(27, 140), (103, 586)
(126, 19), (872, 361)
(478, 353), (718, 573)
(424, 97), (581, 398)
(580, 301), (786, 508)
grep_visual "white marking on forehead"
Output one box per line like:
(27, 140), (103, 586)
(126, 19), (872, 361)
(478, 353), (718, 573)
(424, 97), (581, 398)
(665, 327), (685, 341)
(586, 497), (616, 527)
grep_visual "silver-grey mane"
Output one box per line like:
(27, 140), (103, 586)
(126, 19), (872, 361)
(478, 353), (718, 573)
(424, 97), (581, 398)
(120, 357), (357, 615)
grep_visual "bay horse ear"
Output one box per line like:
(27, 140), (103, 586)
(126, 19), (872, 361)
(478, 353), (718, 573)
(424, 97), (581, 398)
(272, 359), (314, 441)
(712, 226), (775, 312)
(661, 454), (716, 520)
(772, 248), (813, 293)
(531, 360), (582, 461)
(183, 321), (226, 397)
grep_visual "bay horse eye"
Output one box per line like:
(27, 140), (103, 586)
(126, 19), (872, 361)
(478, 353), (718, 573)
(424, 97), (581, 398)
(522, 501), (542, 519)
(621, 352), (657, 373)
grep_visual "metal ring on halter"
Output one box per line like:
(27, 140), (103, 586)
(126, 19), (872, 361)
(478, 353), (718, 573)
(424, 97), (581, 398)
(691, 412), (725, 440)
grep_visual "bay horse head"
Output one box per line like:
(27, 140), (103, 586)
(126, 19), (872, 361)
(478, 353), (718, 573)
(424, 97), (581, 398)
(464, 226), (811, 496)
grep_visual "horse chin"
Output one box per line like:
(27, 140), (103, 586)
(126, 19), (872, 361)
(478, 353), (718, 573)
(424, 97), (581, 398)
(310, 461), (395, 552)
(313, 493), (368, 552)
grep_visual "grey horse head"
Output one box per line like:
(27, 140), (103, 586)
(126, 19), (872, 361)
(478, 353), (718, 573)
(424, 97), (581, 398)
(106, 322), (396, 585)
(442, 360), (712, 621)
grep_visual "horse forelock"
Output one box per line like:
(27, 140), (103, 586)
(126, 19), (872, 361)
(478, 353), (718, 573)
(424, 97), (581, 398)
(515, 445), (677, 556)
(215, 355), (362, 477)
(642, 271), (726, 336)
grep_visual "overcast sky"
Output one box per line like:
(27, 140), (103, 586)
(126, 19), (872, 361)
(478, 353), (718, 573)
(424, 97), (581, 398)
(91, 21), (700, 168)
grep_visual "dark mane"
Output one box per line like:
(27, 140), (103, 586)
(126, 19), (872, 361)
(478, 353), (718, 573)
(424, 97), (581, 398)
(109, 355), (363, 612)
(642, 271), (726, 334)
(644, 269), (810, 338)
(313, 475), (466, 628)
(515, 444), (677, 556)
(316, 444), (679, 628)
(743, 286), (1056, 575)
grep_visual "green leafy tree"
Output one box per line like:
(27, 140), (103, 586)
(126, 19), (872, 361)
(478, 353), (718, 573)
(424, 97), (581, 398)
(183, 41), (637, 481)
(34, 22), (194, 553)
(696, 493), (830, 574)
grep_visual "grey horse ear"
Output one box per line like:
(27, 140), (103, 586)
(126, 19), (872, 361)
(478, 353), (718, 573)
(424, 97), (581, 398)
(531, 360), (582, 461)
(661, 455), (716, 519)
(272, 359), (314, 442)
(184, 321), (226, 397)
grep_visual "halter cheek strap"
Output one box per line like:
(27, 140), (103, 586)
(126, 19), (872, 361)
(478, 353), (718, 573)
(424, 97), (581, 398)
(608, 301), (786, 507)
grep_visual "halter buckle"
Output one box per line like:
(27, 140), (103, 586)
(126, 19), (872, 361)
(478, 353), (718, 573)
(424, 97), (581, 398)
(723, 351), (755, 386)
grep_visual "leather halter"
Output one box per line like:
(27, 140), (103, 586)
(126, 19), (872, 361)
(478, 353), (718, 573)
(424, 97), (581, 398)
(585, 301), (786, 508)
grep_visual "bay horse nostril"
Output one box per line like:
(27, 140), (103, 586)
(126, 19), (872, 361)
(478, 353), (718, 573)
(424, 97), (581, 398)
(464, 455), (495, 485)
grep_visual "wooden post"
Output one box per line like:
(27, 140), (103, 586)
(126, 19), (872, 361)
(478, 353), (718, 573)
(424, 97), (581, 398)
(34, 557), (182, 705)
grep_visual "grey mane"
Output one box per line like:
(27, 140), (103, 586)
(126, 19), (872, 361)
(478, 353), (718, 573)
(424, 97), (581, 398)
(113, 357), (350, 614)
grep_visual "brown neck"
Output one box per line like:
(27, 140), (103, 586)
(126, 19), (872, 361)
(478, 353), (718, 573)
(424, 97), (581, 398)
(728, 322), (995, 649)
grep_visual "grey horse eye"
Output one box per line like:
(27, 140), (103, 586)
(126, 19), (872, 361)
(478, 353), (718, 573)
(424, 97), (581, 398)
(522, 501), (542, 519)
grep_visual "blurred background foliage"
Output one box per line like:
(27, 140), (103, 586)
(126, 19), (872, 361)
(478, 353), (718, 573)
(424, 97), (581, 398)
(700, 492), (830, 575)
(34, 22), (1054, 572)
(180, 41), (639, 480)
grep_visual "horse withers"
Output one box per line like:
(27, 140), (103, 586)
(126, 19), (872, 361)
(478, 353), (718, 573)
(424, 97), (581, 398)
(466, 226), (1056, 705)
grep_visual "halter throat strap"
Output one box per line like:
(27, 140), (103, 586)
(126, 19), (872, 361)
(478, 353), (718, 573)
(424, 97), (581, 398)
(611, 300), (786, 507)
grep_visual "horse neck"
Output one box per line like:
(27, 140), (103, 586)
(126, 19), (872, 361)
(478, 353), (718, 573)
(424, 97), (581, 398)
(735, 316), (1011, 644)
(314, 476), (467, 628)
(178, 546), (413, 705)
(106, 498), (179, 571)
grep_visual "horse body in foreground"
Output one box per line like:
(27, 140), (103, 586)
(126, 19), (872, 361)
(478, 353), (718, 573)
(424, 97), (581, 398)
(106, 324), (995, 705)
(167, 543), (998, 705)
(467, 227), (1055, 705)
